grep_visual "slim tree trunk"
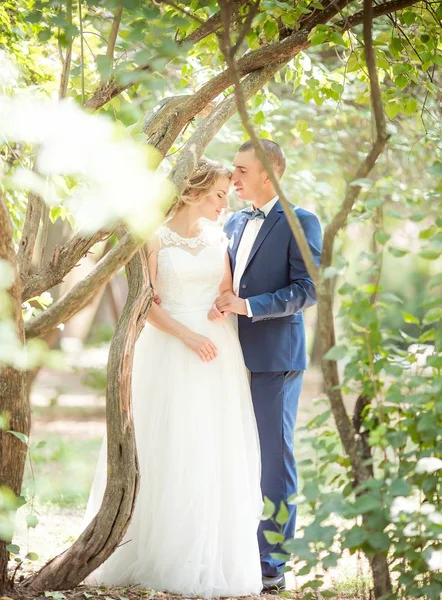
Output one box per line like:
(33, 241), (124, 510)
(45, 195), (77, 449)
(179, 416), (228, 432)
(0, 194), (30, 594)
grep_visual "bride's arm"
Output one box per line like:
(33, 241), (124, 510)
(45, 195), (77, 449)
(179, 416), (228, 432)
(219, 252), (233, 295)
(145, 237), (217, 362)
(208, 253), (232, 321)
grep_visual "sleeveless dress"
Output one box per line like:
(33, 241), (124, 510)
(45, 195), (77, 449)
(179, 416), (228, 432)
(84, 224), (263, 598)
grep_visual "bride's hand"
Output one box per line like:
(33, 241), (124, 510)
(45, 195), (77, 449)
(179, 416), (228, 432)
(182, 331), (218, 362)
(208, 304), (225, 322)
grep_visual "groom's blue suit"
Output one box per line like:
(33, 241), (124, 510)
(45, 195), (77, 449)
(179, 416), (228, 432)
(224, 200), (322, 577)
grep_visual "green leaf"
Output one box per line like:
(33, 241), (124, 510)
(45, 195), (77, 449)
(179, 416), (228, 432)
(423, 307), (442, 324)
(419, 328), (435, 343)
(49, 206), (62, 224)
(296, 119), (309, 132)
(367, 531), (390, 551)
(385, 101), (400, 120)
(428, 161), (442, 177)
(275, 502), (290, 526)
(263, 530), (285, 544)
(389, 479), (411, 496)
(374, 231), (390, 245)
(403, 97), (418, 115)
(7, 430), (28, 445)
(96, 55), (113, 80)
(26, 514), (38, 528)
(344, 526), (368, 549)
(300, 130), (314, 144)
(7, 544), (20, 555)
(395, 75), (408, 89)
(352, 494), (381, 514)
(261, 496), (276, 520)
(388, 247), (408, 258)
(26, 552), (39, 561)
(310, 31), (329, 46)
(323, 345), (348, 361)
(419, 248), (441, 260)
(402, 312), (420, 325)
(401, 11), (416, 25)
(426, 355), (442, 369)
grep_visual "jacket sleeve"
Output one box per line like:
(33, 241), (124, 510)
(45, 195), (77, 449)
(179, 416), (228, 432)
(247, 212), (322, 322)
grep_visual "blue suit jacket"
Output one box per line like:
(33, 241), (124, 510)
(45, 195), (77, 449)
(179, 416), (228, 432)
(224, 201), (322, 372)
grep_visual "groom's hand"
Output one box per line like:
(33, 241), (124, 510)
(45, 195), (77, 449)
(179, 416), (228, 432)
(215, 291), (248, 316)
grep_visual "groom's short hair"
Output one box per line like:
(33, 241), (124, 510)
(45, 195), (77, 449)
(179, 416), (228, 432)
(239, 139), (286, 177)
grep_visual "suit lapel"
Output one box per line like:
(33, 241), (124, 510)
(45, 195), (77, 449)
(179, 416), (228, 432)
(229, 212), (249, 272)
(244, 202), (282, 272)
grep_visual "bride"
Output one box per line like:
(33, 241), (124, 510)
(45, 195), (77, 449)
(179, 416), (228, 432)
(84, 158), (263, 597)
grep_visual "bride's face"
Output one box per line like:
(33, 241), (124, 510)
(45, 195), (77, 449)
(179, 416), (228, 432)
(198, 176), (230, 221)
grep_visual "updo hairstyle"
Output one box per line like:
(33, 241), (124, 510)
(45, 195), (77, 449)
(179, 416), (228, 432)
(167, 158), (231, 216)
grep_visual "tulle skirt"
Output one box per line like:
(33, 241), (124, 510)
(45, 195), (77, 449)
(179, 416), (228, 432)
(84, 310), (263, 597)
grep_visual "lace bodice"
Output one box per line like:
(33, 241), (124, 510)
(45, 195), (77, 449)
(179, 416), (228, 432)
(154, 225), (226, 315)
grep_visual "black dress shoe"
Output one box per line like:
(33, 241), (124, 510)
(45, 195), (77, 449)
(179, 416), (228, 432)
(262, 573), (286, 594)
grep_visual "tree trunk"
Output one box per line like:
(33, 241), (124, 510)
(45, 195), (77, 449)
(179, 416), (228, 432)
(22, 246), (151, 592)
(0, 194), (30, 594)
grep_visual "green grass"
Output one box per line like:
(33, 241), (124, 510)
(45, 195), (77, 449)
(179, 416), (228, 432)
(23, 434), (102, 508)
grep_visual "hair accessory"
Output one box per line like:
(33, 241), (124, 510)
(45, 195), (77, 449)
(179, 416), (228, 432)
(193, 161), (212, 177)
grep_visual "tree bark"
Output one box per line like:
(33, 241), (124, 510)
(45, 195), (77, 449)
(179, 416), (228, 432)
(0, 194), (30, 594)
(22, 246), (151, 592)
(22, 229), (113, 302)
(25, 233), (144, 339)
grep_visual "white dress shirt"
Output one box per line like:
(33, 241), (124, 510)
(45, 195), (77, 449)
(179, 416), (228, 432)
(233, 196), (279, 317)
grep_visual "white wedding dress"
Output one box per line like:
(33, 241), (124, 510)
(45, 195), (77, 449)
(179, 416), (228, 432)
(84, 224), (263, 598)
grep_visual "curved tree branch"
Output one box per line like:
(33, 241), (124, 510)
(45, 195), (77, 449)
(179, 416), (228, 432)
(322, 0), (390, 268)
(22, 228), (114, 302)
(337, 0), (421, 31)
(25, 233), (143, 339)
(85, 1), (248, 111)
(59, 0), (73, 100)
(217, 2), (320, 284)
(170, 61), (285, 194)
(106, 4), (123, 64)
(23, 245), (152, 592)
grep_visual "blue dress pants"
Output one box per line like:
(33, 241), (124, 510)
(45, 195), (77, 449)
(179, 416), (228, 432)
(250, 370), (303, 577)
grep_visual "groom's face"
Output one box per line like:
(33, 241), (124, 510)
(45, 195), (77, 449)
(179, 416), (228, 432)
(232, 150), (266, 202)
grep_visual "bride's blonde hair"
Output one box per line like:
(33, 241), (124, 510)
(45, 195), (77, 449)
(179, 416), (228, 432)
(167, 158), (231, 216)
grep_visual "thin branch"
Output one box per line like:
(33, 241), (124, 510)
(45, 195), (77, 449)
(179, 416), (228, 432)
(17, 188), (44, 278)
(22, 229), (113, 302)
(184, 0), (248, 44)
(322, 0), (390, 268)
(84, 2), (247, 112)
(170, 61), (285, 195)
(336, 0), (421, 30)
(217, 1), (320, 283)
(79, 0), (85, 106)
(25, 233), (142, 339)
(38, 203), (50, 270)
(106, 4), (123, 61)
(231, 0), (260, 56)
(364, 0), (387, 137)
(158, 0), (206, 26)
(59, 0), (73, 100)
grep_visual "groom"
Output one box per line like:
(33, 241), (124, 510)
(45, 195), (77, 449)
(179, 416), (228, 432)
(215, 140), (322, 592)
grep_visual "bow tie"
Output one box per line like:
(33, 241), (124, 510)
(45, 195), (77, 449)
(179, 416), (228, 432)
(244, 208), (266, 220)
